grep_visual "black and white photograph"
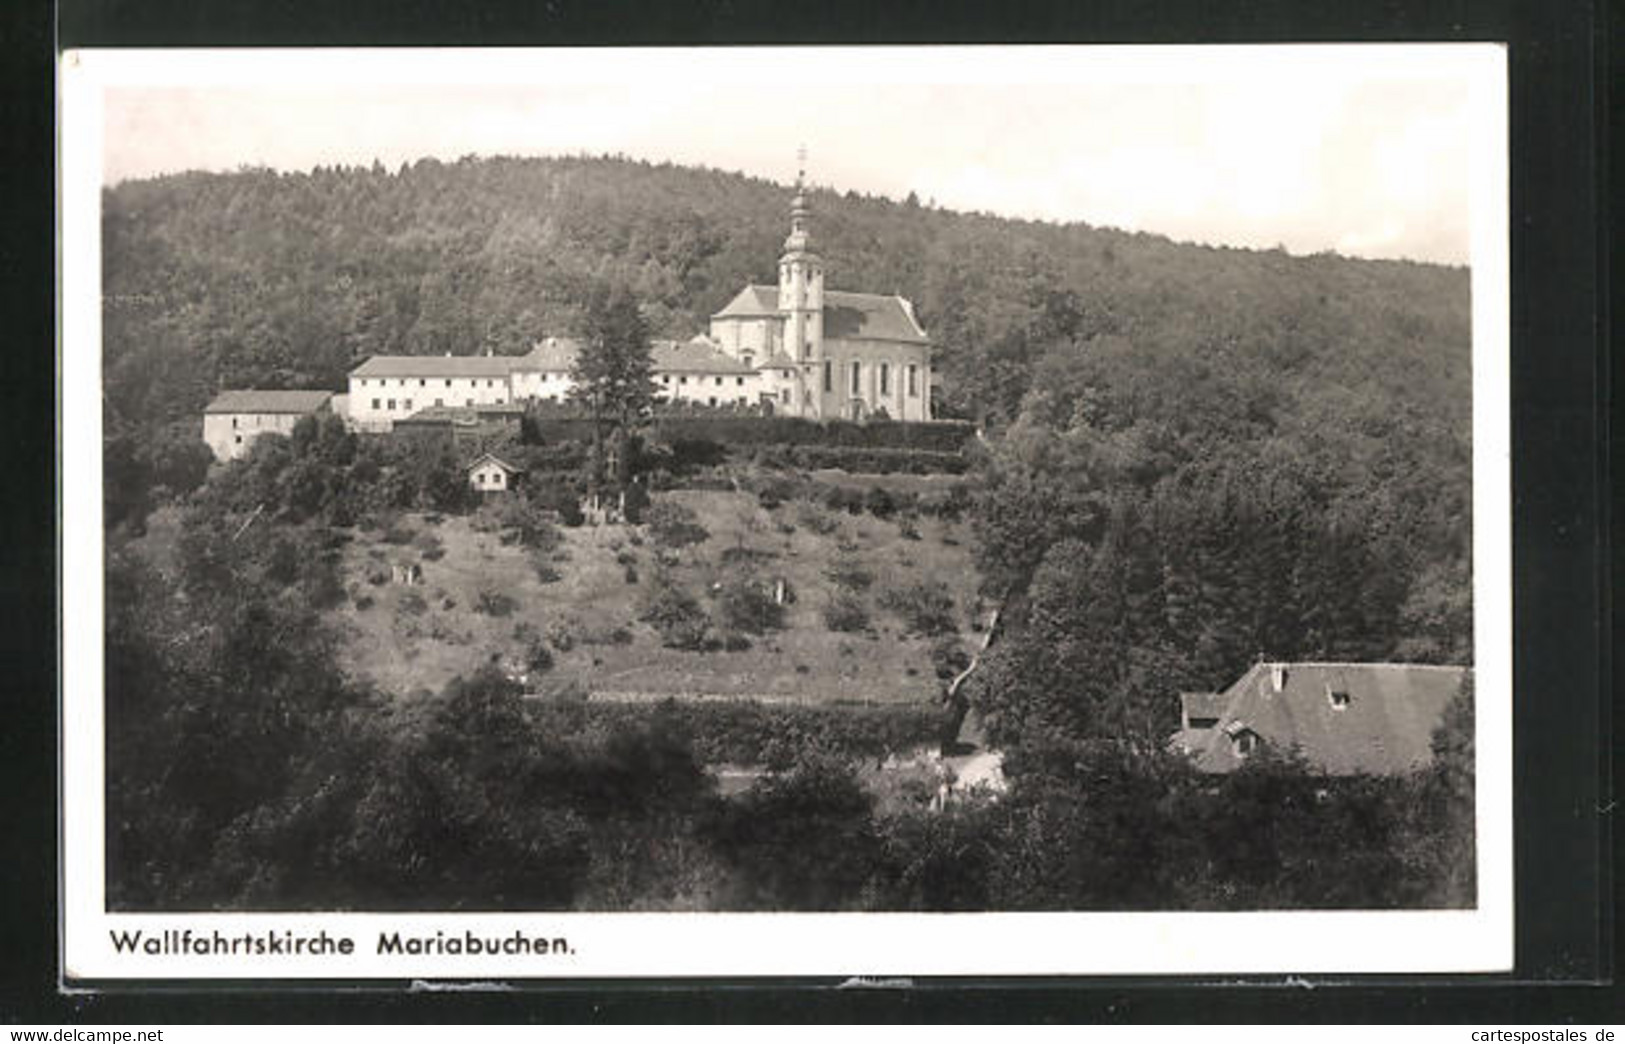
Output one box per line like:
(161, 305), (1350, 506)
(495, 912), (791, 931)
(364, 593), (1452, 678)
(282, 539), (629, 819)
(58, 45), (1511, 980)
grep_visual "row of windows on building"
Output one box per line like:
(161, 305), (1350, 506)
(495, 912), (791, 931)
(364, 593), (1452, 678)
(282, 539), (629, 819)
(371, 397), (484, 411)
(820, 360), (920, 397)
(356, 377), (514, 389)
(355, 362), (919, 410)
(661, 374), (750, 387)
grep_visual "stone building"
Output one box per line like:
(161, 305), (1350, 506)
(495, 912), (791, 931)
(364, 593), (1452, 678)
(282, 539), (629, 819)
(202, 389), (333, 462)
(707, 177), (933, 421)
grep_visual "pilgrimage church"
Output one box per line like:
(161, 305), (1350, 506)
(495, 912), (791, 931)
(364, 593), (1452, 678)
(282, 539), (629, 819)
(339, 168), (934, 434)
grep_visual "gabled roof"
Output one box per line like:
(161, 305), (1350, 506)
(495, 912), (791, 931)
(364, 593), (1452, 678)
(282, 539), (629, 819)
(465, 452), (523, 475)
(712, 284), (782, 318)
(522, 336), (581, 371)
(711, 284), (931, 344)
(823, 290), (930, 344)
(651, 337), (755, 375)
(1179, 662), (1470, 775)
(1180, 691), (1225, 720)
(352, 353), (526, 379)
(204, 389), (333, 414)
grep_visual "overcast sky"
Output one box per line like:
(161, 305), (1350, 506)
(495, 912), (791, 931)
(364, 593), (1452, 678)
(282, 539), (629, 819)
(92, 46), (1499, 265)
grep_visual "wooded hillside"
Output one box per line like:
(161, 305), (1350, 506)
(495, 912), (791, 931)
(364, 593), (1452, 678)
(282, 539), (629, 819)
(102, 153), (1470, 437)
(101, 155), (1478, 912)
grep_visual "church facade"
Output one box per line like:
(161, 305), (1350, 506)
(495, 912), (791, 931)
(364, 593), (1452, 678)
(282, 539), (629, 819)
(706, 182), (933, 421)
(341, 177), (932, 432)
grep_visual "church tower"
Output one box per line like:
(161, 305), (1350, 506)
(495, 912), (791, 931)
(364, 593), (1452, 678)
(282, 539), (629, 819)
(778, 149), (824, 418)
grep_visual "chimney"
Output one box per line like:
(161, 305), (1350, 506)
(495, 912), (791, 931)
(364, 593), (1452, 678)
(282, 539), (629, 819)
(1270, 664), (1287, 692)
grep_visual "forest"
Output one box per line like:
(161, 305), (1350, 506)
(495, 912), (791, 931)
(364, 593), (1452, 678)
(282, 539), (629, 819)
(101, 154), (1475, 912)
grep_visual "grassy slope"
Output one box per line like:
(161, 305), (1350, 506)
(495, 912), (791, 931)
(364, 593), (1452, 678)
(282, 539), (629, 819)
(331, 490), (983, 703)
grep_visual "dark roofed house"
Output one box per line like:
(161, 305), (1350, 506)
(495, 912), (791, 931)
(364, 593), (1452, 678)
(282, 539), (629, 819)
(202, 389), (333, 462)
(1170, 662), (1471, 775)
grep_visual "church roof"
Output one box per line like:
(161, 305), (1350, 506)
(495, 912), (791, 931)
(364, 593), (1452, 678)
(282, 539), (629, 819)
(205, 389), (333, 414)
(711, 284), (930, 344)
(651, 338), (755, 374)
(713, 285), (782, 318)
(1177, 662), (1470, 776)
(824, 290), (930, 344)
(352, 354), (525, 379)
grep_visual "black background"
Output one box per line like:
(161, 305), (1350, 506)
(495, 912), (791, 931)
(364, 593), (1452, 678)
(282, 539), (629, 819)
(2, 0), (1614, 1023)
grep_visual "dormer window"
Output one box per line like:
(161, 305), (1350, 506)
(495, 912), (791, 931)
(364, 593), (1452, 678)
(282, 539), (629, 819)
(1223, 721), (1259, 759)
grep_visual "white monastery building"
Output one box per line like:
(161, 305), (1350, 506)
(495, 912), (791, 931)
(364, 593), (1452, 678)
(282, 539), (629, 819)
(202, 389), (333, 462)
(342, 174), (933, 432)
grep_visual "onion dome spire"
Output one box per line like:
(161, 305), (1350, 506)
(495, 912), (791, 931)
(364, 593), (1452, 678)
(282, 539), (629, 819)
(784, 145), (814, 254)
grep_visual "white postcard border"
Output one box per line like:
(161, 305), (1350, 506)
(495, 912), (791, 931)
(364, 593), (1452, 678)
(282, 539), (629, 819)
(59, 44), (1513, 981)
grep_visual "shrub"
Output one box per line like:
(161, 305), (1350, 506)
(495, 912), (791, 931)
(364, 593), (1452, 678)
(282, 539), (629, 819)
(580, 623), (635, 647)
(614, 549), (639, 567)
(380, 522), (416, 545)
(474, 590), (517, 617)
(398, 590), (428, 616)
(525, 639), (555, 674)
(639, 576), (712, 650)
(822, 556), (873, 591)
(413, 529), (445, 561)
(863, 487), (898, 518)
(353, 594), (375, 611)
(646, 499), (710, 549)
(897, 514), (922, 541)
(530, 699), (945, 765)
(930, 635), (972, 681)
(822, 485), (866, 515)
(822, 589), (870, 632)
(529, 483), (585, 527)
(533, 560), (562, 584)
(753, 474), (803, 509)
(546, 617), (579, 652)
(795, 500), (840, 535)
(879, 581), (958, 637)
(500, 498), (564, 552)
(715, 573), (785, 634)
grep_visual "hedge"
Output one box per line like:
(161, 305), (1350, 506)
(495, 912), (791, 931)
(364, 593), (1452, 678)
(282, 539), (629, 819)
(762, 445), (968, 475)
(525, 413), (974, 453)
(526, 698), (949, 765)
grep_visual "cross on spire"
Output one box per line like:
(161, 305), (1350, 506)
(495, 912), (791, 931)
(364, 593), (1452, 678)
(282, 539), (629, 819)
(796, 144), (807, 188)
